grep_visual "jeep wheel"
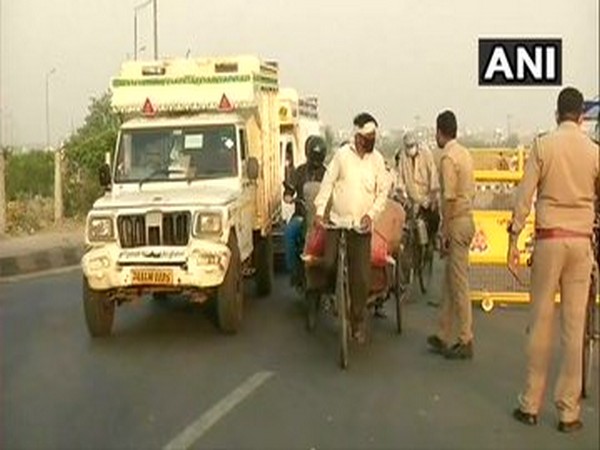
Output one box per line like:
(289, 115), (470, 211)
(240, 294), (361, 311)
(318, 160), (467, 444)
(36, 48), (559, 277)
(254, 232), (274, 296)
(83, 276), (115, 337)
(217, 234), (244, 334)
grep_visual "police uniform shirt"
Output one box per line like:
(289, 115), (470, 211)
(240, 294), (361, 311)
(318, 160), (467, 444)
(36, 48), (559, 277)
(512, 122), (600, 235)
(440, 139), (475, 220)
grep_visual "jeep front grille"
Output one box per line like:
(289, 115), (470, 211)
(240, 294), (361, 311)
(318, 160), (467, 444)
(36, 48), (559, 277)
(118, 212), (191, 248)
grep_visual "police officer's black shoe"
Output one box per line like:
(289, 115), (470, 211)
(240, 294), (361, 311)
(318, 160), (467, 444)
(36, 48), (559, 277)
(444, 341), (473, 360)
(427, 335), (447, 354)
(512, 408), (537, 426)
(557, 419), (583, 433)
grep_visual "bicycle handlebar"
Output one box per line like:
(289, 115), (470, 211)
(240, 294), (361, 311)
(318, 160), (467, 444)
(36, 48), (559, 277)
(321, 220), (369, 234)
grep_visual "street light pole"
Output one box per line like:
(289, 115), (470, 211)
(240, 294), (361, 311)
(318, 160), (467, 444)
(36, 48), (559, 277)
(45, 68), (56, 148)
(0, 0), (5, 235)
(133, 0), (153, 60)
(134, 12), (138, 60)
(152, 0), (158, 59)
(44, 68), (62, 223)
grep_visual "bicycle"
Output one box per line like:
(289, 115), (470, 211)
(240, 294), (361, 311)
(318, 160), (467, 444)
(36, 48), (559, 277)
(397, 198), (435, 295)
(582, 225), (600, 399)
(303, 217), (403, 369)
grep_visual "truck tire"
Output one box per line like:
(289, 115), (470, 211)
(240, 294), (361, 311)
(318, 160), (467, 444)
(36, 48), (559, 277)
(254, 232), (274, 296)
(82, 276), (115, 337)
(217, 233), (244, 334)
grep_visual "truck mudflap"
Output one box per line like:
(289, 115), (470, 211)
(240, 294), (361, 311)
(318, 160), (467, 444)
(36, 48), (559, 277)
(82, 242), (231, 292)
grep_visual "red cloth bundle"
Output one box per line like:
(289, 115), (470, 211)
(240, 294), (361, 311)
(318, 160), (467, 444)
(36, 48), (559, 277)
(371, 230), (388, 267)
(304, 224), (327, 258)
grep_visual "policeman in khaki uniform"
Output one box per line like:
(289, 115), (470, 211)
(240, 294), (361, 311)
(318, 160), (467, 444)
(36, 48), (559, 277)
(427, 110), (476, 359)
(508, 87), (599, 433)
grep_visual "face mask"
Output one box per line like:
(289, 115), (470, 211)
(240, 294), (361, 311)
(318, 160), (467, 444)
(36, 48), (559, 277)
(363, 138), (375, 153)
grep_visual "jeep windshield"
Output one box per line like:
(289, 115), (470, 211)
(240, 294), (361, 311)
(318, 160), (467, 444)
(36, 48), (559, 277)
(115, 125), (238, 183)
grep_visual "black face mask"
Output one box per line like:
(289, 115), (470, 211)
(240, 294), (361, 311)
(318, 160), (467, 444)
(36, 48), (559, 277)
(363, 138), (375, 153)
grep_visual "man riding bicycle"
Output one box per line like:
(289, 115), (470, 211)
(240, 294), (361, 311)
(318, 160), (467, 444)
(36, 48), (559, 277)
(394, 131), (441, 243)
(313, 112), (390, 344)
(283, 135), (328, 290)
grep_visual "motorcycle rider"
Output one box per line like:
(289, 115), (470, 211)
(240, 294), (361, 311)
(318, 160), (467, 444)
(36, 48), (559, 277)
(283, 135), (328, 289)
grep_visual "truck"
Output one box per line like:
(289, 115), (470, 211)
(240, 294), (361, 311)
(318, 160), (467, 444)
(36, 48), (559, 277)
(277, 88), (320, 221)
(81, 55), (282, 336)
(273, 88), (321, 254)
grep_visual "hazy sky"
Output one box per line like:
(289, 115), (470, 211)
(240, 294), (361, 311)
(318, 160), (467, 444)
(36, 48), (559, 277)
(1, 0), (598, 146)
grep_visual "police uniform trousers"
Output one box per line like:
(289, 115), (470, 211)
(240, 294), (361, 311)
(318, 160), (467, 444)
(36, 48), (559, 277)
(437, 215), (475, 344)
(518, 237), (592, 422)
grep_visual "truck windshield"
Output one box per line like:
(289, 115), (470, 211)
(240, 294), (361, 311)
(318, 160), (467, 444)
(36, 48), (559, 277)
(115, 125), (238, 183)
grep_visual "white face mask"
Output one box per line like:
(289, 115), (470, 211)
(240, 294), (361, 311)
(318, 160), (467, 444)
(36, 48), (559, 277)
(405, 146), (417, 157)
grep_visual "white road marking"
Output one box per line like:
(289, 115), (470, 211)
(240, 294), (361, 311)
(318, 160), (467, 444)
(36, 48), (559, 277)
(163, 370), (274, 450)
(0, 265), (81, 284)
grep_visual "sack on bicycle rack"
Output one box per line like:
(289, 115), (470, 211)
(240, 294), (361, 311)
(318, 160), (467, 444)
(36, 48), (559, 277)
(304, 224), (327, 260)
(371, 231), (388, 268)
(375, 199), (406, 252)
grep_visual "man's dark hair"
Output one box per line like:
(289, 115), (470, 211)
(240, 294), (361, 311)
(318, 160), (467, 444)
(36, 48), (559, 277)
(353, 112), (378, 128)
(557, 87), (584, 122)
(436, 110), (457, 139)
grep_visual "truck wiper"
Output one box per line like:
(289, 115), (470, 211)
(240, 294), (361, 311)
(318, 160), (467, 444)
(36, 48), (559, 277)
(139, 168), (185, 188)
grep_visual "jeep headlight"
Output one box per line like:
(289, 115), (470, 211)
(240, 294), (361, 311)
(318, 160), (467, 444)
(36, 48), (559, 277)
(195, 213), (222, 235)
(88, 216), (115, 242)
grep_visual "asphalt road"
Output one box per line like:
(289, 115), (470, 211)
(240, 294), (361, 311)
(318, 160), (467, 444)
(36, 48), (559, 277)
(1, 265), (598, 450)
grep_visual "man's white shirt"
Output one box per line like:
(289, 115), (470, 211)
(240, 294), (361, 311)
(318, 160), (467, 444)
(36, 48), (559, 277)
(314, 143), (390, 226)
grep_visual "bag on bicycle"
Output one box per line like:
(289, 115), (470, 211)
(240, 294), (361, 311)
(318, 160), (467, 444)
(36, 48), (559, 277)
(371, 230), (388, 268)
(304, 224), (327, 259)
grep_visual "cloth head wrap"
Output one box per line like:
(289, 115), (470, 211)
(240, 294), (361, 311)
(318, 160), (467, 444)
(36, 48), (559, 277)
(355, 121), (378, 136)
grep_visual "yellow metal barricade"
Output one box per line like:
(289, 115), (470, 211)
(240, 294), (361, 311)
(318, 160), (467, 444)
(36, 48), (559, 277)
(468, 147), (546, 311)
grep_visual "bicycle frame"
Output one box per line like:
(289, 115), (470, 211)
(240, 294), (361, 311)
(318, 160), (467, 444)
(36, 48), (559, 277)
(582, 220), (600, 398)
(336, 228), (350, 368)
(399, 200), (433, 294)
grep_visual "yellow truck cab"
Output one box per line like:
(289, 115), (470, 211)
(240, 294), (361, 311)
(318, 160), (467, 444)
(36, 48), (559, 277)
(82, 55), (281, 336)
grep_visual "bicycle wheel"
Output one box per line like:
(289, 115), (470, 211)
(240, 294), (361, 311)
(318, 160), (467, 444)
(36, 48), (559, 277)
(413, 240), (425, 293)
(418, 242), (434, 294)
(305, 289), (319, 332)
(582, 264), (598, 398)
(338, 233), (349, 369)
(394, 248), (403, 334)
(399, 234), (413, 288)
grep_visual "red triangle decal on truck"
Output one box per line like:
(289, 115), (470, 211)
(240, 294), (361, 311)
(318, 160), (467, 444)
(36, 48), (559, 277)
(142, 98), (156, 116)
(219, 94), (233, 111)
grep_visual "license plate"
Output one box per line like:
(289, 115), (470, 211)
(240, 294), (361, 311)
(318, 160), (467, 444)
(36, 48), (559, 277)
(131, 269), (173, 285)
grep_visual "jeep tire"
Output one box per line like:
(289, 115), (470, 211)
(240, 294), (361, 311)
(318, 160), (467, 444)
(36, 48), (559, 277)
(83, 276), (115, 337)
(254, 232), (274, 296)
(216, 233), (244, 334)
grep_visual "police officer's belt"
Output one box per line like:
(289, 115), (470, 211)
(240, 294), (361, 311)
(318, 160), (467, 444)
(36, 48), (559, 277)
(535, 228), (592, 239)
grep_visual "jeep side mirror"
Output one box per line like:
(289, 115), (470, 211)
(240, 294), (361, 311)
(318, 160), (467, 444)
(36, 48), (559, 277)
(99, 163), (111, 190)
(246, 157), (259, 180)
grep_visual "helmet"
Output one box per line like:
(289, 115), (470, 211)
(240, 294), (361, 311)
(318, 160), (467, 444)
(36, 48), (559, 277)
(305, 135), (327, 165)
